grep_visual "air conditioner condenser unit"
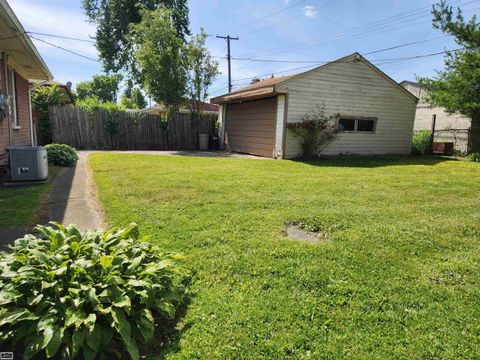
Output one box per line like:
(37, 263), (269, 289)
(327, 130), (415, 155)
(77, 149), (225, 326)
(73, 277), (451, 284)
(7, 147), (48, 182)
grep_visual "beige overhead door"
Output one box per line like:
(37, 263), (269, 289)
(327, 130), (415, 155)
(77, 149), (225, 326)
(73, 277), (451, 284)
(224, 97), (277, 157)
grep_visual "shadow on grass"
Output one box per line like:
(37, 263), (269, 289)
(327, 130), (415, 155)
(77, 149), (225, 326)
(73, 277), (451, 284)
(294, 155), (457, 169)
(144, 281), (195, 359)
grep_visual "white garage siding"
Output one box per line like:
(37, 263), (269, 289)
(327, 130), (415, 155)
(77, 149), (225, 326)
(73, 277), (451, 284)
(277, 57), (418, 158)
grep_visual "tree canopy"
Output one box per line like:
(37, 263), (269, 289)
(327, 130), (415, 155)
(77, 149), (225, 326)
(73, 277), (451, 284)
(418, 1), (480, 152)
(131, 7), (188, 110)
(82, 0), (190, 73)
(185, 30), (219, 121)
(120, 83), (148, 110)
(76, 74), (123, 103)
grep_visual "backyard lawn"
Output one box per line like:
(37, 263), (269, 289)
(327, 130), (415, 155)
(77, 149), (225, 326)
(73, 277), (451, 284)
(89, 154), (480, 359)
(0, 167), (60, 227)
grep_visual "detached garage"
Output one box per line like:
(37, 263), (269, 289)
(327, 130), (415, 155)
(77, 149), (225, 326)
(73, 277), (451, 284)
(224, 97), (277, 157)
(211, 52), (418, 159)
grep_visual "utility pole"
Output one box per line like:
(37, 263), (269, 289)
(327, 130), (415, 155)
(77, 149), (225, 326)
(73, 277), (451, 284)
(216, 35), (239, 93)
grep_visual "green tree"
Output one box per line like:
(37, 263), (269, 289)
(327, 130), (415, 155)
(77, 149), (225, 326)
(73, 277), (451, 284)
(31, 83), (67, 144)
(131, 7), (187, 113)
(76, 74), (123, 103)
(120, 81), (148, 109)
(418, 1), (480, 152)
(82, 0), (189, 74)
(185, 29), (219, 121)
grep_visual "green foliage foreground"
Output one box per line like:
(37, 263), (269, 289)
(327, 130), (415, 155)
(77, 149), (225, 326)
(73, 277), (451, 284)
(0, 223), (188, 359)
(89, 154), (480, 359)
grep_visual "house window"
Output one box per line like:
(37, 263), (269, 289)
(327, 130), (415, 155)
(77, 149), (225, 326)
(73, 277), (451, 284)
(8, 68), (18, 127)
(338, 118), (355, 131)
(338, 116), (376, 133)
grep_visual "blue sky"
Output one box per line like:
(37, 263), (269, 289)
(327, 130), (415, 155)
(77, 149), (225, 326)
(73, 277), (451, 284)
(8, 0), (479, 99)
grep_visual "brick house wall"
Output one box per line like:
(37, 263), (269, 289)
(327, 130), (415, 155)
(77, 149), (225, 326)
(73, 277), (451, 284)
(0, 59), (33, 165)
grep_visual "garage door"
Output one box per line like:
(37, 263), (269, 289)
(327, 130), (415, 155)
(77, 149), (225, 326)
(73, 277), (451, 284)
(224, 97), (277, 157)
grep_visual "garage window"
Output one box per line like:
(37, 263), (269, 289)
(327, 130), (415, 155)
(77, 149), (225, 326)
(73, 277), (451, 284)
(338, 116), (376, 133)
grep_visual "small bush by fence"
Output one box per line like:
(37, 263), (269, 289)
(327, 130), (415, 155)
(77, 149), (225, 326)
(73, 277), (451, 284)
(48, 105), (218, 150)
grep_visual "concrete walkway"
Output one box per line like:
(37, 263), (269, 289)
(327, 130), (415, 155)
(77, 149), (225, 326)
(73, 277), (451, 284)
(102, 150), (271, 160)
(0, 152), (104, 245)
(44, 151), (105, 231)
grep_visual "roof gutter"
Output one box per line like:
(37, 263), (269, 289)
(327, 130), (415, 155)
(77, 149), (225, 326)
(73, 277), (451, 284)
(211, 85), (288, 105)
(0, 0), (53, 80)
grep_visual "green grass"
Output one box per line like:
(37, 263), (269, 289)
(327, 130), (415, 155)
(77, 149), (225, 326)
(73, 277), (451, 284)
(89, 154), (480, 359)
(0, 167), (61, 227)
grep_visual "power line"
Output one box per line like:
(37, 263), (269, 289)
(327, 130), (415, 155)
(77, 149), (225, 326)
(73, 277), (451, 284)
(27, 31), (96, 43)
(29, 36), (100, 63)
(363, 35), (450, 55)
(230, 48), (461, 84)
(238, 0), (337, 37)
(221, 0), (309, 33)
(237, 0), (468, 58)
(228, 35), (452, 64)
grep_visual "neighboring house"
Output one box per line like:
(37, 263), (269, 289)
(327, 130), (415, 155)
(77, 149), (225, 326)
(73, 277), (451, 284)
(401, 80), (471, 154)
(145, 100), (219, 115)
(211, 52), (418, 159)
(33, 80), (75, 104)
(0, 0), (53, 165)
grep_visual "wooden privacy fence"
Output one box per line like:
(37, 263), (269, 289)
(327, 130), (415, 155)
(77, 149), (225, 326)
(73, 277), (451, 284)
(48, 105), (218, 150)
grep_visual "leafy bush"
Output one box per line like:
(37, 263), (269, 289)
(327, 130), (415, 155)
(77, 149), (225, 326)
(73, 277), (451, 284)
(76, 95), (125, 114)
(31, 83), (68, 144)
(287, 104), (340, 159)
(46, 144), (79, 167)
(465, 152), (480, 162)
(411, 130), (432, 155)
(0, 223), (188, 359)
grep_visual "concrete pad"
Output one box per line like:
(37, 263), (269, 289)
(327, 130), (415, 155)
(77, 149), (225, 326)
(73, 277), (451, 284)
(43, 152), (105, 231)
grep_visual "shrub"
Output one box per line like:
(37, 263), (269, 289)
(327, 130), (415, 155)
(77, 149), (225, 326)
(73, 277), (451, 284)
(46, 144), (79, 167)
(31, 83), (68, 144)
(287, 104), (340, 159)
(411, 130), (432, 155)
(0, 223), (188, 360)
(465, 152), (480, 162)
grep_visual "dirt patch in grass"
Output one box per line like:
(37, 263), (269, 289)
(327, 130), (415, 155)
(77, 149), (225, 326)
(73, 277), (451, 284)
(285, 224), (328, 243)
(285, 216), (344, 243)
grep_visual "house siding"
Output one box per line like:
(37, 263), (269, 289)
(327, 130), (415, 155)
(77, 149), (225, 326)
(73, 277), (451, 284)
(277, 59), (417, 158)
(0, 61), (33, 165)
(402, 82), (471, 154)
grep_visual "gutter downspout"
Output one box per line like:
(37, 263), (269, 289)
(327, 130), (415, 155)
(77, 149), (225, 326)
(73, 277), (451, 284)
(28, 85), (34, 146)
(2, 52), (12, 148)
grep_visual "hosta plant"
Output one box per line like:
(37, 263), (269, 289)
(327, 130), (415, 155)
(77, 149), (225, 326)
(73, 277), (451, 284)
(0, 223), (188, 359)
(45, 144), (79, 166)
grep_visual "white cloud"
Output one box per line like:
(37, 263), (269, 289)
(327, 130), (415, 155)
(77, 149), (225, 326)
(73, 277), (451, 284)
(284, 0), (291, 4)
(302, 5), (317, 18)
